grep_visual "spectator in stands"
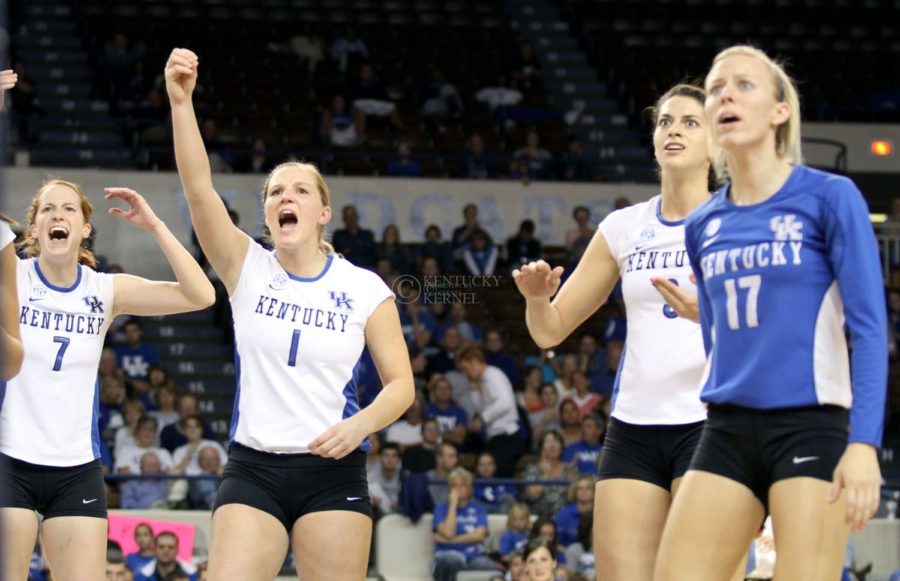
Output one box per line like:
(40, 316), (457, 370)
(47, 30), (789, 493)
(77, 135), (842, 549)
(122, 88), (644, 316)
(330, 26), (369, 75)
(134, 531), (198, 581)
(452, 204), (491, 259)
(613, 196), (631, 210)
(365, 430), (383, 480)
(417, 226), (455, 274)
(432, 467), (498, 581)
(440, 303), (484, 344)
(369, 442), (402, 515)
(558, 400), (583, 447)
(459, 347), (522, 477)
(102, 33), (145, 109)
(530, 517), (566, 565)
(116, 416), (174, 474)
(426, 326), (463, 378)
(460, 132), (499, 179)
(235, 138), (275, 174)
(426, 375), (469, 447)
(506, 219), (543, 271)
(420, 68), (464, 131)
(483, 329), (520, 388)
(331, 204), (377, 269)
(115, 318), (161, 405)
(564, 206), (595, 268)
(115, 399), (148, 452)
(513, 128), (553, 181)
(266, 31), (325, 76)
(524, 431), (577, 517)
(172, 414), (228, 475)
(427, 442), (460, 506)
(522, 537), (558, 581)
(348, 63), (403, 136)
(98, 375), (127, 442)
(559, 136), (594, 182)
(386, 139), (423, 177)
(528, 384), (562, 438)
(377, 224), (415, 275)
(518, 366), (544, 413)
(400, 299), (439, 352)
(563, 414), (604, 477)
(555, 476), (596, 548)
(473, 451), (518, 514)
(498, 503), (531, 561)
(130, 89), (170, 168)
(159, 393), (213, 453)
(566, 371), (601, 420)
(564, 513), (595, 580)
(99, 346), (126, 382)
(150, 382), (180, 430)
(106, 553), (129, 581)
(321, 94), (361, 147)
(200, 119), (234, 172)
(409, 345), (429, 391)
(462, 229), (498, 276)
(188, 446), (225, 510)
(386, 390), (426, 449)
(476, 73), (524, 119)
(126, 523), (156, 573)
(120, 451), (171, 509)
(402, 417), (440, 473)
(552, 355), (578, 400)
(575, 332), (605, 383)
(593, 319), (625, 397)
(510, 41), (543, 91)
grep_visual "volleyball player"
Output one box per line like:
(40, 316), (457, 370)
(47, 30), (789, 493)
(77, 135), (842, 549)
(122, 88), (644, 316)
(653, 45), (887, 581)
(0, 182), (215, 580)
(514, 85), (718, 581)
(165, 48), (414, 581)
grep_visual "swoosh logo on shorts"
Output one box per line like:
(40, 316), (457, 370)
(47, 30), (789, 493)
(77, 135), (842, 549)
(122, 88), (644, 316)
(792, 456), (819, 464)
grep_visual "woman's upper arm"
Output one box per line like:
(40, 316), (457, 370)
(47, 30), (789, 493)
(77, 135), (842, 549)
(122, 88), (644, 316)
(550, 230), (620, 337)
(191, 206), (250, 292)
(365, 297), (413, 386)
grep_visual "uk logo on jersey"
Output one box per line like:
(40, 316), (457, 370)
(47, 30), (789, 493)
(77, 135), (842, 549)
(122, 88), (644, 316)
(770, 214), (804, 241)
(83, 295), (105, 314)
(329, 291), (354, 311)
(269, 273), (288, 291)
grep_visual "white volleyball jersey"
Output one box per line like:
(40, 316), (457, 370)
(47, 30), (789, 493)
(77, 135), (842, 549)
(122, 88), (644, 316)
(597, 196), (707, 425)
(0, 259), (114, 466)
(0, 221), (14, 249)
(229, 241), (393, 453)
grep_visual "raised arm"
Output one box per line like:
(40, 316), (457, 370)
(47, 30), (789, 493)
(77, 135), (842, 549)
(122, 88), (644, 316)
(166, 48), (248, 292)
(106, 188), (215, 317)
(0, 240), (24, 380)
(513, 229), (620, 348)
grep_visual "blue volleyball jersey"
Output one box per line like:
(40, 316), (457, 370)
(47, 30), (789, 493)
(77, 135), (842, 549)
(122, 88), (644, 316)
(685, 165), (887, 446)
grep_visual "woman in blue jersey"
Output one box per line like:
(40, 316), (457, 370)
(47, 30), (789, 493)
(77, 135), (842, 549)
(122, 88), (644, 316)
(0, 180), (214, 581)
(653, 45), (887, 581)
(0, 217), (24, 380)
(513, 84), (721, 581)
(165, 48), (414, 581)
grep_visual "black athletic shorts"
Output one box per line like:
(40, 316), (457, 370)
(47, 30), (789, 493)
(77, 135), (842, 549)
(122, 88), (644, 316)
(597, 417), (705, 490)
(0, 452), (107, 519)
(214, 443), (372, 532)
(689, 404), (849, 509)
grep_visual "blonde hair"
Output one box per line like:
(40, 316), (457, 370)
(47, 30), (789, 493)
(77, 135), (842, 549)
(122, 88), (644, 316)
(21, 179), (97, 268)
(447, 466), (474, 487)
(567, 475), (597, 502)
(506, 502), (530, 529)
(261, 161), (335, 255)
(706, 45), (803, 182)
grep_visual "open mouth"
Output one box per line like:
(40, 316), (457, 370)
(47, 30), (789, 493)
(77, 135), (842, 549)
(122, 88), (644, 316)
(49, 226), (69, 241)
(718, 113), (741, 125)
(278, 209), (298, 228)
(664, 143), (685, 151)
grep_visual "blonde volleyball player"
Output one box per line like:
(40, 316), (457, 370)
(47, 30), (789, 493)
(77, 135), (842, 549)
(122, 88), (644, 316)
(654, 45), (886, 581)
(166, 48), (414, 581)
(514, 85), (720, 581)
(0, 181), (214, 581)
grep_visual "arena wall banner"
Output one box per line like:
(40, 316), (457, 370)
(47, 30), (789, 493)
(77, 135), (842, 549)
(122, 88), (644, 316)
(3, 167), (657, 279)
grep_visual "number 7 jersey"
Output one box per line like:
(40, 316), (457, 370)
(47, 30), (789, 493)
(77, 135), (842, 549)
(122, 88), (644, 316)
(685, 165), (888, 447)
(228, 240), (393, 454)
(0, 258), (114, 466)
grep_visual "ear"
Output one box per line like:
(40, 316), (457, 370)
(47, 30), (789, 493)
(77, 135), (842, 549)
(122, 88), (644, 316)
(771, 101), (791, 128)
(319, 206), (332, 225)
(82, 222), (92, 240)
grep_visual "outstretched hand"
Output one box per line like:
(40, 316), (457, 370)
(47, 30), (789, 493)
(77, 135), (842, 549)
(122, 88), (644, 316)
(165, 48), (199, 105)
(0, 69), (19, 110)
(513, 260), (564, 301)
(105, 188), (163, 231)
